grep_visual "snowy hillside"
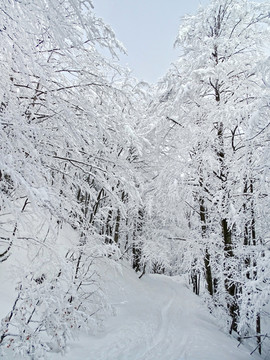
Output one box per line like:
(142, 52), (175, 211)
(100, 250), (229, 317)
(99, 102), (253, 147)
(1, 259), (263, 360)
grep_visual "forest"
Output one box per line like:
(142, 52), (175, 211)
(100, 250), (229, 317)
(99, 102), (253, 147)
(0, 0), (270, 359)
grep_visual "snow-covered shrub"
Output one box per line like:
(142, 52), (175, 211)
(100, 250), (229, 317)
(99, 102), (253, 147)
(0, 250), (109, 358)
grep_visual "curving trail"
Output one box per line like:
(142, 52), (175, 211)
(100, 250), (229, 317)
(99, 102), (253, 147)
(48, 264), (260, 360)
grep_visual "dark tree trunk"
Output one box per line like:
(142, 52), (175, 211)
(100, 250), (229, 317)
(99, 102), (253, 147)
(199, 197), (214, 296)
(204, 249), (213, 296)
(113, 209), (121, 244)
(222, 217), (238, 334)
(132, 208), (144, 273)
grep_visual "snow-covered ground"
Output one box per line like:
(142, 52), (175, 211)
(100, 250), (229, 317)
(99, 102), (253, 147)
(0, 259), (263, 360)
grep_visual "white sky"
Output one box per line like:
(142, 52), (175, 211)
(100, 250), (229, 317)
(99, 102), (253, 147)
(93, 0), (209, 83)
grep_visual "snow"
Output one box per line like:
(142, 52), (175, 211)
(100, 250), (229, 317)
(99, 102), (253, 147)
(1, 259), (259, 360)
(62, 266), (260, 359)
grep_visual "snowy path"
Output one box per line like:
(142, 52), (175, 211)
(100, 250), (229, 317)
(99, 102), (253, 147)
(47, 264), (260, 360)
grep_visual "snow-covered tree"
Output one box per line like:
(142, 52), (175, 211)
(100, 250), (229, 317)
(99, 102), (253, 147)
(0, 0), (146, 357)
(148, 0), (270, 353)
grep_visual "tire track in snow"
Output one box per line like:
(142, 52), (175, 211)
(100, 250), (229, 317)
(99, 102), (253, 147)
(141, 276), (187, 360)
(143, 296), (174, 359)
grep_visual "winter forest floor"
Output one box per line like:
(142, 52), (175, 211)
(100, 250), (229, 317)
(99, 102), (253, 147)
(1, 259), (264, 360)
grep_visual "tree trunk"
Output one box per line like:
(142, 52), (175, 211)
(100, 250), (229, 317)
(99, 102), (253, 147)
(222, 217), (238, 333)
(132, 208), (144, 272)
(199, 197), (214, 296)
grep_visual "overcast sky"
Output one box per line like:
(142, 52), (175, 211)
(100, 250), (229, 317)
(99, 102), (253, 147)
(93, 0), (209, 83)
